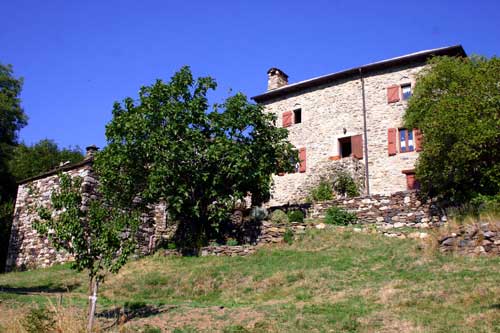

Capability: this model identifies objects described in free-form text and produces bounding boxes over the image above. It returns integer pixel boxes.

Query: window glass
[401,84,412,100]
[400,129,407,152]
[293,109,302,124]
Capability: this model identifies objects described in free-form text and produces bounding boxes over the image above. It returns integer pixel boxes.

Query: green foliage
[22,307,55,333]
[287,210,304,223]
[270,209,289,224]
[332,170,359,197]
[34,173,139,283]
[405,56,500,204]
[0,201,13,272]
[283,229,294,245]
[324,206,357,225]
[9,139,84,181]
[309,180,333,202]
[0,63,27,203]
[94,66,297,248]
[226,238,238,246]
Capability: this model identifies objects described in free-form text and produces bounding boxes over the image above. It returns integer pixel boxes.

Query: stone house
[252,45,466,206]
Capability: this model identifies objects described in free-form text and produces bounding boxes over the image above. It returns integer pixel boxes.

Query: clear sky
[2,0,499,151]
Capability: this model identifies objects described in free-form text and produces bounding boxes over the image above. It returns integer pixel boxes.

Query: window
[338,135,363,159]
[387,83,412,103]
[399,128,414,153]
[401,84,412,100]
[402,170,420,190]
[293,108,302,124]
[339,137,352,158]
[388,128,422,155]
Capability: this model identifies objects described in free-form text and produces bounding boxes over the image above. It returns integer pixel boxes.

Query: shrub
[324,206,357,225]
[309,180,333,202]
[249,206,268,222]
[22,307,55,333]
[226,238,238,246]
[332,171,359,197]
[283,229,294,245]
[270,209,289,224]
[287,210,304,223]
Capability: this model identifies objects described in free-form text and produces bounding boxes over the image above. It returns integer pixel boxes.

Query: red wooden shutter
[388,128,397,156]
[351,135,363,159]
[299,148,306,173]
[387,85,400,103]
[414,128,423,152]
[282,111,293,128]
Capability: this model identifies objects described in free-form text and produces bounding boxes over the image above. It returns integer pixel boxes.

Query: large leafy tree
[0,63,27,272]
[9,139,84,181]
[0,63,27,201]
[405,56,500,204]
[95,66,296,248]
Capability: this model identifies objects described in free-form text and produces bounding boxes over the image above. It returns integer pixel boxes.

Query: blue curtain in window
[400,129,406,152]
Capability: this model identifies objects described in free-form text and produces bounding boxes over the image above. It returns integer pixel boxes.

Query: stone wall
[268,156,365,206]
[262,63,427,206]
[439,222,500,255]
[6,163,94,270]
[5,162,164,271]
[309,191,444,228]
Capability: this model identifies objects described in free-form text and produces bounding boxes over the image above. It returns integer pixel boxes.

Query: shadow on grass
[0,283,80,295]
[97,302,177,322]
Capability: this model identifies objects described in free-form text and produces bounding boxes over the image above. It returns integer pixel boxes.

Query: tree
[34,173,139,332]
[404,56,500,204]
[9,139,84,181]
[0,63,27,272]
[0,63,27,201]
[94,66,296,249]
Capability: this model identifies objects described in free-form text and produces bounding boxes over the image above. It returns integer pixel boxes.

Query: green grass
[1,228,500,332]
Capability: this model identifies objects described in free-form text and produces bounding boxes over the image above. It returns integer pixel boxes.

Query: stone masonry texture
[261,63,426,206]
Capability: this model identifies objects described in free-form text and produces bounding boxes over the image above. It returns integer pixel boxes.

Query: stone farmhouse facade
[5,45,465,271]
[252,45,466,206]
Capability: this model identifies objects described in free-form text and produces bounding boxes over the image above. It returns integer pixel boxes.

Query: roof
[17,158,93,185]
[252,45,466,103]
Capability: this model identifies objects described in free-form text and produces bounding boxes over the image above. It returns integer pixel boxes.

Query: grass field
[1,226,499,332]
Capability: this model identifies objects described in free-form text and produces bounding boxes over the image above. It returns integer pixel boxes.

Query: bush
[249,206,268,222]
[309,180,333,202]
[332,171,359,197]
[270,209,289,224]
[22,307,55,333]
[287,210,304,223]
[324,206,357,225]
[226,238,238,246]
[283,229,294,245]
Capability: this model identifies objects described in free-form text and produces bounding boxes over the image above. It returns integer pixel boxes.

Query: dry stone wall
[310,190,444,228]
[439,222,500,255]
[262,63,426,206]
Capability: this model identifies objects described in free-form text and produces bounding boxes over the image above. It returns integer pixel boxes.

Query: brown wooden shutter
[388,128,397,156]
[351,135,363,159]
[282,111,293,127]
[387,85,400,103]
[299,148,306,173]
[414,128,423,152]
[405,173,420,190]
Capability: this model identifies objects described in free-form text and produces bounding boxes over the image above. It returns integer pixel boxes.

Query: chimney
[267,68,288,90]
[85,145,99,159]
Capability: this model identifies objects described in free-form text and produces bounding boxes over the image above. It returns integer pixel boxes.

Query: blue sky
[2,0,499,151]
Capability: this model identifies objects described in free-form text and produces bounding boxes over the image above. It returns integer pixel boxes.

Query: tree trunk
[87,277,99,332]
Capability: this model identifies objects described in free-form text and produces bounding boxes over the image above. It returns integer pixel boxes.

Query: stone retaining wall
[439,222,500,255]
[309,190,445,228]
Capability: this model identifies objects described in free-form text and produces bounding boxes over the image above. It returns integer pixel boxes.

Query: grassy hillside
[1,227,500,332]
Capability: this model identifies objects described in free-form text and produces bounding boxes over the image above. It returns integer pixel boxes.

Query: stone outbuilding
[252,45,466,206]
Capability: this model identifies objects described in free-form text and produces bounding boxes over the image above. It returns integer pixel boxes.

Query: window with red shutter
[388,128,397,156]
[299,148,306,173]
[282,111,293,128]
[414,128,423,151]
[351,135,363,159]
[387,85,400,103]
